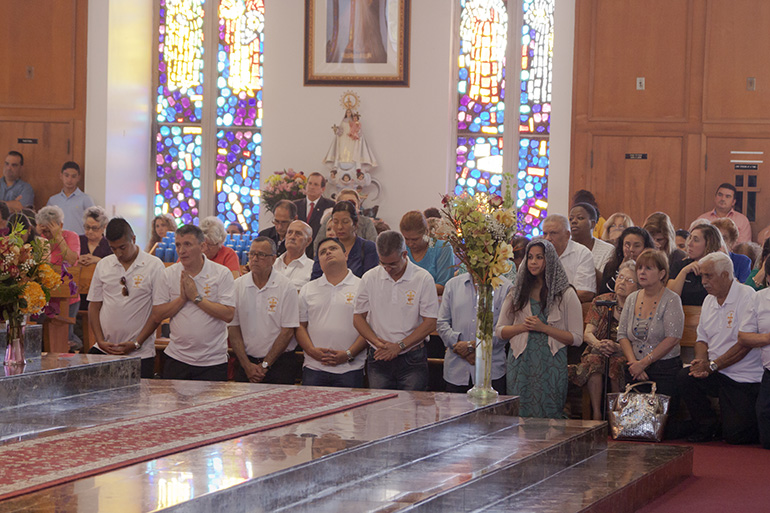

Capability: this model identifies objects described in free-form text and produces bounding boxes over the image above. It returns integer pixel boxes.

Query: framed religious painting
[304,0,410,86]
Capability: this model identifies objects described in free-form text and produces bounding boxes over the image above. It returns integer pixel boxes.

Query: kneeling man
[297,237,367,387]
[353,231,438,391]
[677,252,762,444]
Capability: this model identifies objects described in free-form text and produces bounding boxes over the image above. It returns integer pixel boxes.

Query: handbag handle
[622,381,657,399]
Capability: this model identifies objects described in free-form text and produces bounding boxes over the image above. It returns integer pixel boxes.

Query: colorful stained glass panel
[217,0,264,128]
[215,129,261,232]
[516,137,549,237]
[156,0,205,124]
[154,125,202,225]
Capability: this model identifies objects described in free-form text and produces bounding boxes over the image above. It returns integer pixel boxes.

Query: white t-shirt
[559,239,597,293]
[739,287,770,372]
[154,257,236,367]
[273,253,313,292]
[698,282,762,383]
[299,270,365,373]
[230,270,299,358]
[591,238,615,272]
[87,249,165,360]
[354,261,439,354]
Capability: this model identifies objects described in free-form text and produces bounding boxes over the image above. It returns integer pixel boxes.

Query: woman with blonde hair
[643,212,686,270]
[600,212,634,244]
[667,223,724,306]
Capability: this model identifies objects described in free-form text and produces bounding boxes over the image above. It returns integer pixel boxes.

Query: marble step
[0,353,141,409]
[157,412,607,513]
[0,324,42,360]
[411,442,693,513]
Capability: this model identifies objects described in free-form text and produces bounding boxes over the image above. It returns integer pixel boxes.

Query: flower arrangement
[0,223,62,324]
[437,191,518,403]
[261,169,307,213]
[438,192,517,289]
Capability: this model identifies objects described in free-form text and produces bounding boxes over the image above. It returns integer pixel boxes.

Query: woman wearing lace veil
[495,239,584,418]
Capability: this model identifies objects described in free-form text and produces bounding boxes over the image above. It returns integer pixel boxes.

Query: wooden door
[0,120,74,211]
[705,137,770,240]
[586,135,684,228]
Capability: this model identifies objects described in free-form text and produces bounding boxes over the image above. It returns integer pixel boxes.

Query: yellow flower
[20,282,46,315]
[37,264,62,290]
[492,209,516,228]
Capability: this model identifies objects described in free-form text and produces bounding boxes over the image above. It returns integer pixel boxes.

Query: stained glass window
[516,0,553,237]
[215,0,264,230]
[455,0,508,197]
[454,0,554,237]
[153,0,264,230]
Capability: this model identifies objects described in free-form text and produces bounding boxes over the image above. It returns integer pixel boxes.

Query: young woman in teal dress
[495,239,584,418]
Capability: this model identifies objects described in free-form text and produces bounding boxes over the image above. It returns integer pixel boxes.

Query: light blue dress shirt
[46,188,95,235]
[0,178,34,208]
[407,240,454,287]
[437,273,512,386]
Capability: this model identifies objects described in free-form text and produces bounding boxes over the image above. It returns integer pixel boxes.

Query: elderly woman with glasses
[78,206,112,266]
[199,216,241,278]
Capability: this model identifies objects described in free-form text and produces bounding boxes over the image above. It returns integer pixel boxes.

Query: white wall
[86,1,574,242]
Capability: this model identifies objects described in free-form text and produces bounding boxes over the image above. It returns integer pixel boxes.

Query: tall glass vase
[4,317,26,367]
[467,281,497,404]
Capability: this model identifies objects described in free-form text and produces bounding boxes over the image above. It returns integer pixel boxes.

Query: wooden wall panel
[704,0,770,122]
[0,0,77,109]
[589,0,690,121]
[590,136,684,226]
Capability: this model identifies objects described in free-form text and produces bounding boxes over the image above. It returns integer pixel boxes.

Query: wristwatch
[708,360,719,373]
[261,361,270,370]
[193,294,203,305]
[398,341,406,351]
[346,349,355,362]
[133,341,141,350]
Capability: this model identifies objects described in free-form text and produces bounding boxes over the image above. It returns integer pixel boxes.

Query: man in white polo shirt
[677,252,762,444]
[153,224,235,381]
[297,237,367,388]
[542,214,596,302]
[353,231,438,391]
[87,218,165,378]
[229,236,300,384]
[273,220,314,292]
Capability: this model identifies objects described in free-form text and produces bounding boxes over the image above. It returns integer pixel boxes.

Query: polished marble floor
[0,380,518,513]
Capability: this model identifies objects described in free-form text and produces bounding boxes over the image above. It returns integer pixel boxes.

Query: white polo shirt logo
[405,290,416,305]
[267,296,279,312]
[344,292,355,304]
[203,282,212,298]
[133,274,144,287]
[726,310,735,328]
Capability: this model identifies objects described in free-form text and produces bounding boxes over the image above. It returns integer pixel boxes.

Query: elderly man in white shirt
[297,237,368,388]
[153,224,236,381]
[677,252,762,444]
[87,218,166,378]
[542,214,596,302]
[229,236,300,384]
[273,220,314,292]
[437,273,512,395]
[354,231,439,391]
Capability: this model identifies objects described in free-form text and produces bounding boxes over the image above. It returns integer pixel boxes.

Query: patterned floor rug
[0,387,396,501]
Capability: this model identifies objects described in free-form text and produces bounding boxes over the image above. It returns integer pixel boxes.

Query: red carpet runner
[0,387,396,501]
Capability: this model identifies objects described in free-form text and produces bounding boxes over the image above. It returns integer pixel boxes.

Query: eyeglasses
[617,276,637,284]
[120,277,129,297]
[249,251,275,259]
[84,224,102,232]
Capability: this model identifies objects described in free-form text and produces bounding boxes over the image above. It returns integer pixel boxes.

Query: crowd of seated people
[8,150,770,447]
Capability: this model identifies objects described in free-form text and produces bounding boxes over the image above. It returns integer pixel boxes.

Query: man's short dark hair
[177,224,205,243]
[308,172,327,188]
[105,218,134,242]
[317,237,346,254]
[61,161,81,174]
[7,151,23,166]
[252,236,277,255]
[376,230,407,257]
[423,207,441,219]
[716,183,737,196]
[0,201,9,222]
[275,199,297,218]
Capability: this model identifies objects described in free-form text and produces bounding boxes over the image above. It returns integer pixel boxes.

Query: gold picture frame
[304,0,410,86]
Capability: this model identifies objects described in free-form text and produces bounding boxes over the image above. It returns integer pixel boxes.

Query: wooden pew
[680,305,702,348]
[45,265,81,353]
